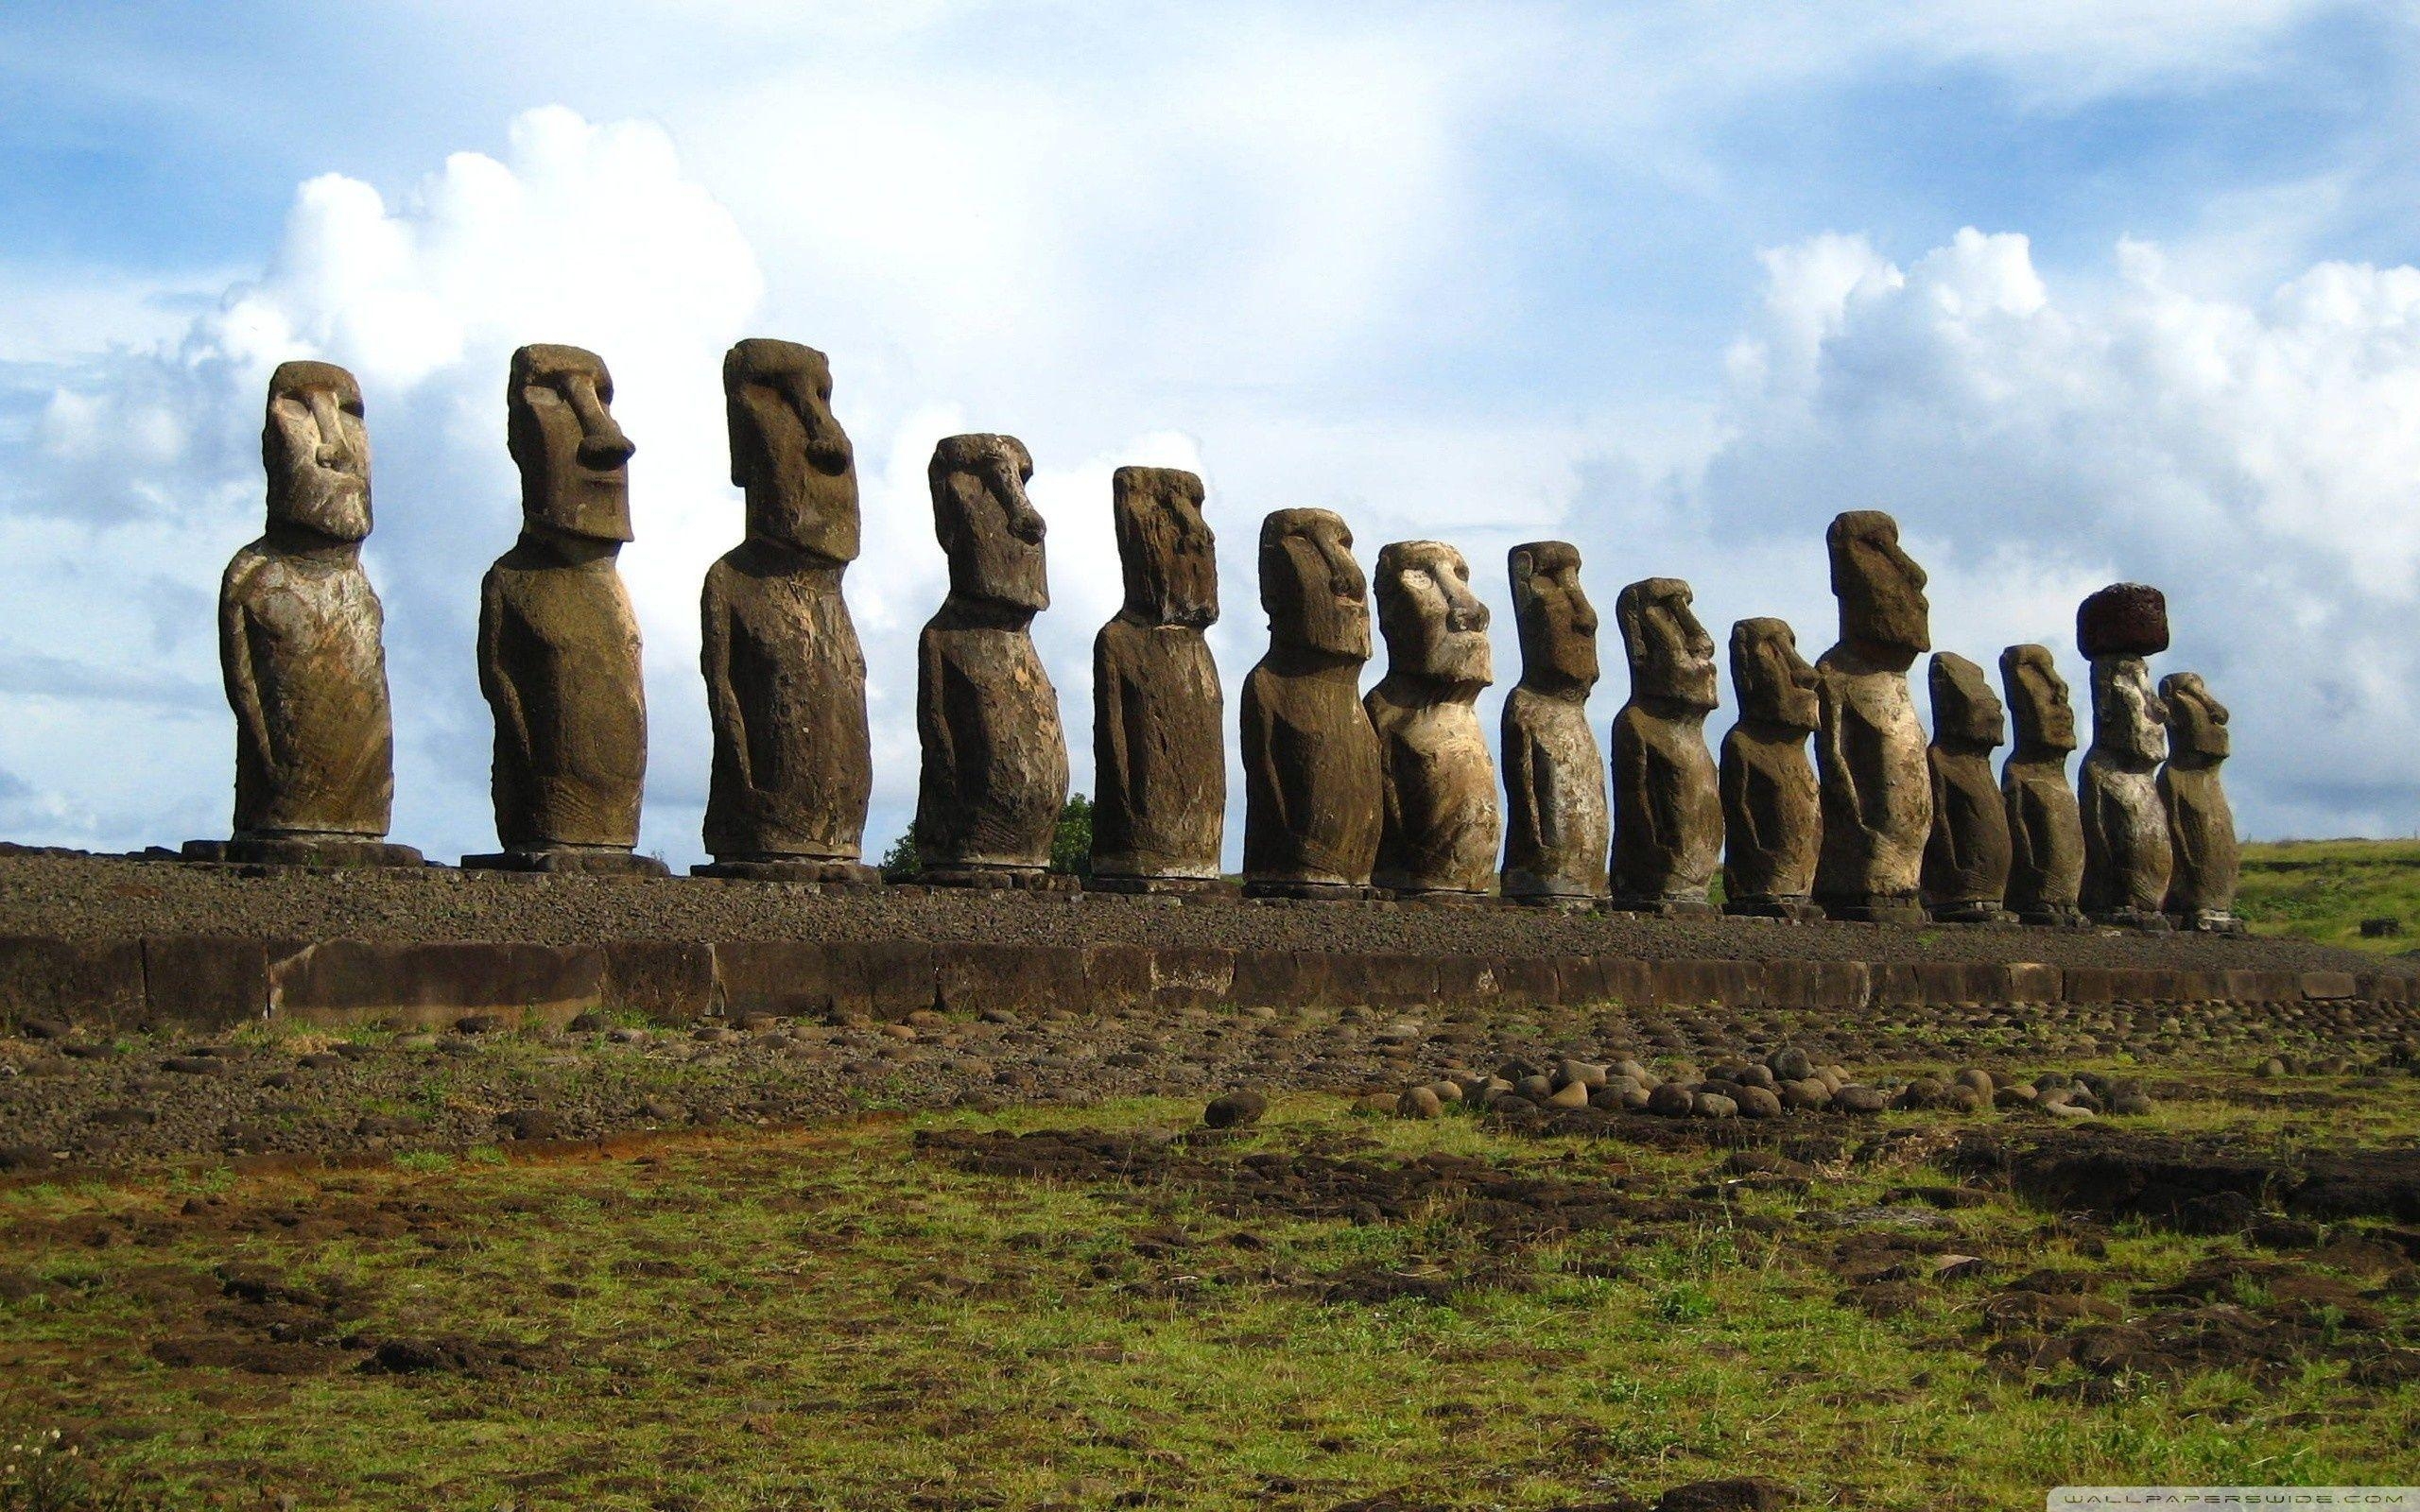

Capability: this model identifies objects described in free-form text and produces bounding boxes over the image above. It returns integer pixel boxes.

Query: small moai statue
[1240,508,1382,899]
[1812,509,1932,922]
[1999,644,2086,926]
[187,360,421,868]
[1719,618,1821,919]
[2160,671,2243,933]
[1921,652,2013,923]
[468,344,664,874]
[1366,541,1500,899]
[1498,541,1609,905]
[1608,577,1722,916]
[1090,466,1228,893]
[913,434,1070,886]
[696,339,874,884]
[2077,583,2172,929]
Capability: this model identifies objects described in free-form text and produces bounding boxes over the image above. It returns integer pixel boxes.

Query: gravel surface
[0,852,2394,973]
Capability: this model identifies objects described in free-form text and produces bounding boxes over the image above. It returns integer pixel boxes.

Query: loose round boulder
[1648,1082,1697,1118]
[1734,1085,1784,1119]
[1767,1046,1815,1083]
[1204,1091,1269,1128]
[1398,1085,1444,1119]
[1547,1078,1593,1109]
[1834,1085,1891,1115]
[1692,1091,1738,1119]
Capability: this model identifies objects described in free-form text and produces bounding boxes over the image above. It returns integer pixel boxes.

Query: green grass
[2238,837,2420,954]
[2,1078,2414,1510]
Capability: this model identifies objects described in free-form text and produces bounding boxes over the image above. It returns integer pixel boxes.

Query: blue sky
[4,2,2418,866]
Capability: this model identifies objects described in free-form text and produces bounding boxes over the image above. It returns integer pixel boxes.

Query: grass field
[3,1074,2415,1510]
[2239,837,2420,955]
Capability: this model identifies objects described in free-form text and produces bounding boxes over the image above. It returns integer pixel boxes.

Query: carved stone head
[1113,466,1217,627]
[2160,672,2230,765]
[2091,656,2169,765]
[1509,541,1598,694]
[1928,652,2005,754]
[2000,644,2077,756]
[1730,618,1819,733]
[725,338,857,563]
[1260,508,1369,662]
[929,434,1046,613]
[1826,509,1929,655]
[264,360,371,543]
[509,344,634,543]
[1375,540,1492,687]
[1616,577,1717,712]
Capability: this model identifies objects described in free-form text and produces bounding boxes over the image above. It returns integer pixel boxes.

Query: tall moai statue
[2160,672,2243,933]
[696,339,873,884]
[469,344,664,875]
[1922,652,2013,923]
[1813,510,1932,922]
[2077,583,2172,929]
[1999,644,2086,926]
[1091,467,1227,893]
[913,434,1070,886]
[1366,541,1499,899]
[1240,508,1382,899]
[188,360,421,868]
[1719,618,1821,919]
[1608,577,1722,916]
[1499,541,1608,905]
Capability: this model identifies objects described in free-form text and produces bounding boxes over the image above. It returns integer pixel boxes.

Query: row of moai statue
[191,346,2240,931]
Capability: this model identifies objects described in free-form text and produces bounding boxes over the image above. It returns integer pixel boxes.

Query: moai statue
[1366,541,1499,899]
[696,339,874,884]
[468,344,664,874]
[1999,644,2086,927]
[2160,672,2242,933]
[1091,467,1227,893]
[187,360,421,868]
[1499,541,1608,905]
[913,434,1070,886]
[1719,618,1821,919]
[1240,508,1382,898]
[1813,510,1932,922]
[1608,577,1722,916]
[1922,652,2013,923]
[2077,583,2172,929]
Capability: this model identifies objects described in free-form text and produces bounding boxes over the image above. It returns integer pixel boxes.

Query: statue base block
[1723,898,1825,922]
[920,866,1081,892]
[1388,888,1495,908]
[2091,907,2173,933]
[1085,875,1239,898]
[1507,890,1604,913]
[1816,895,1929,925]
[1927,902,2017,928]
[1607,895,1720,919]
[182,837,426,869]
[461,849,670,877]
[692,859,880,886]
[2015,907,2092,930]
[2174,911,2247,936]
[1243,880,1374,902]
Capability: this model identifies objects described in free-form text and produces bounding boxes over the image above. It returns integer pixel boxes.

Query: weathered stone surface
[144,936,270,1032]
[2160,671,2242,932]
[2079,592,2171,927]
[1999,644,2086,926]
[1610,577,1721,915]
[267,940,605,1026]
[209,361,416,866]
[0,936,146,1031]
[1242,509,1381,897]
[1814,510,1932,922]
[1922,651,2012,922]
[699,339,872,872]
[473,345,661,873]
[1365,540,1497,897]
[1720,616,1821,917]
[1499,541,1608,902]
[914,435,1069,880]
[1092,467,1224,885]
[2077,581,2169,659]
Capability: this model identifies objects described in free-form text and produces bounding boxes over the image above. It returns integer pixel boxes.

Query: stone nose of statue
[567,381,634,468]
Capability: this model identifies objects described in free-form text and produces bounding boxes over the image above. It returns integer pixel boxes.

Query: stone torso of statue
[1498,541,1607,902]
[1609,576,1721,913]
[1366,540,1499,896]
[1718,617,1820,914]
[2076,583,2172,925]
[1240,508,1382,896]
[475,343,658,869]
[700,340,872,872]
[2158,671,2240,930]
[207,361,407,864]
[1998,643,2084,923]
[1093,467,1224,885]
[1812,510,1933,921]
[913,434,1069,877]
[1920,651,2012,921]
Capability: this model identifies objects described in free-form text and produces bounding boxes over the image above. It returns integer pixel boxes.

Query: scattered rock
[1205,1091,1269,1128]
